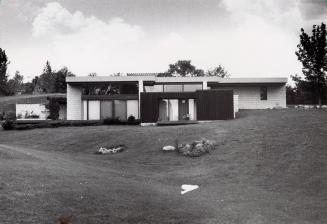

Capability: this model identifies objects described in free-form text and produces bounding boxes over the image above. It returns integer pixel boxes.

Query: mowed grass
[0,109,327,224]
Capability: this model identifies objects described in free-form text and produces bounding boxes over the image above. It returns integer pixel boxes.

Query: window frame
[260,86,268,100]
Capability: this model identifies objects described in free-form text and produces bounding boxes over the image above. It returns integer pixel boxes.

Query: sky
[0,0,327,81]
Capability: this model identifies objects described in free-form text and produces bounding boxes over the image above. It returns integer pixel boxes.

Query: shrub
[103,117,122,125]
[4,111,16,120]
[46,98,60,120]
[127,115,135,123]
[1,120,15,130]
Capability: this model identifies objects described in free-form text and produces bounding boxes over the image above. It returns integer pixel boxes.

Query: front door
[178,99,189,120]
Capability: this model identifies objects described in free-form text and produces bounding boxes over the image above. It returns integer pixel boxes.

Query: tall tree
[0,48,9,95]
[295,23,327,107]
[35,61,56,93]
[206,65,230,78]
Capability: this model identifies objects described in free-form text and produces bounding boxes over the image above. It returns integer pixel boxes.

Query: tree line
[0,49,75,96]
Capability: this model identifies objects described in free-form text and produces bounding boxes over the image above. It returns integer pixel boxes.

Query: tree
[7,71,24,95]
[295,23,327,107]
[35,61,56,93]
[206,65,230,78]
[0,48,9,95]
[166,60,204,77]
[54,67,75,93]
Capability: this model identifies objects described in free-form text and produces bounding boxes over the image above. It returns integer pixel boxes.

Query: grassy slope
[0,109,327,223]
[0,94,66,113]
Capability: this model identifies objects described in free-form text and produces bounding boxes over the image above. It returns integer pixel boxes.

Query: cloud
[30,2,145,75]
[298,0,327,20]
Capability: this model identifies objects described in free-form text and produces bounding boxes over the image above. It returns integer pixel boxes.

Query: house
[66,75,287,123]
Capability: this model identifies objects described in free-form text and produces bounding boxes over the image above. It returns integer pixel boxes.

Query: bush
[1,120,15,130]
[103,117,122,125]
[127,115,135,123]
[4,111,16,121]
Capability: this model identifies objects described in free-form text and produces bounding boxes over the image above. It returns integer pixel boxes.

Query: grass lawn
[0,109,327,223]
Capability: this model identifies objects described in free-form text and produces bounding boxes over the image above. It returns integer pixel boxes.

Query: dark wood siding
[196,90,234,120]
[140,92,196,123]
[140,90,234,122]
[140,93,158,123]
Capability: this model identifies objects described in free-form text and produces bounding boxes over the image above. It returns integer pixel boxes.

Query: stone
[162,145,175,151]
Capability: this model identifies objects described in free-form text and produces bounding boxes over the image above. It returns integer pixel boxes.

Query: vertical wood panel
[196,90,234,120]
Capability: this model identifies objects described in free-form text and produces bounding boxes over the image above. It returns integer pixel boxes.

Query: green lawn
[0,109,327,224]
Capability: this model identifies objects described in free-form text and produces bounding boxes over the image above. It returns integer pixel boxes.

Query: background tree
[7,71,24,95]
[34,61,56,93]
[295,23,327,106]
[166,60,204,77]
[0,48,9,95]
[206,65,230,78]
[54,67,75,93]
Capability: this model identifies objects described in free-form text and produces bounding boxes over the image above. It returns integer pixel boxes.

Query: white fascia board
[66,76,288,84]
[66,76,155,83]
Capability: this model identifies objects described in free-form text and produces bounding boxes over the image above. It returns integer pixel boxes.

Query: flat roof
[66,76,287,84]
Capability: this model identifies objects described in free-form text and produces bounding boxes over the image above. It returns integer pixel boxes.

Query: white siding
[215,85,286,109]
[67,84,82,120]
[82,100,87,120]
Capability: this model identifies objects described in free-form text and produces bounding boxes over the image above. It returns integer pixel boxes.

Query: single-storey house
[66,74,287,123]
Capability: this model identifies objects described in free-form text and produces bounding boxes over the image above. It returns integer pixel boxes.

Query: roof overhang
[66,76,288,85]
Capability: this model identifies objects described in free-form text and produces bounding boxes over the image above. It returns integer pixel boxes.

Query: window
[260,86,267,100]
[114,100,127,120]
[183,84,202,92]
[82,83,138,95]
[164,84,183,92]
[144,85,163,92]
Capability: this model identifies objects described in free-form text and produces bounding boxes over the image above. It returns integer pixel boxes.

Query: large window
[82,83,138,95]
[144,83,203,92]
[82,100,139,120]
[260,86,267,100]
[144,85,163,92]
[164,84,183,92]
[183,84,202,92]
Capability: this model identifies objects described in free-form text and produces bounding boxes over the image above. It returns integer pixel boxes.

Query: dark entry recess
[195,90,234,120]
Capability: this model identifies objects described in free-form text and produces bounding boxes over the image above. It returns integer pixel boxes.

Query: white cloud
[30,2,145,75]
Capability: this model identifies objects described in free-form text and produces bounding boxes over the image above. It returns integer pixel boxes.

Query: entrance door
[179,99,189,120]
[158,100,168,121]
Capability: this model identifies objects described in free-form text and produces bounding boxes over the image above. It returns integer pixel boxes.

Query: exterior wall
[16,104,48,120]
[67,84,82,120]
[214,85,286,109]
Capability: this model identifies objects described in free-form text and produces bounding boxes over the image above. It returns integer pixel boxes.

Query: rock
[96,145,126,154]
[181,184,199,195]
[162,145,175,151]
